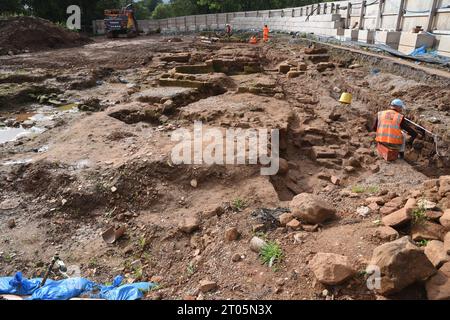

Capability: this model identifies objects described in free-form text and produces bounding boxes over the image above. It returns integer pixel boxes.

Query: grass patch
[88,257,99,268]
[232,198,247,211]
[351,185,365,193]
[186,263,196,276]
[260,241,283,271]
[133,267,143,279]
[412,205,427,225]
[2,253,13,263]
[366,185,379,194]
[138,236,147,249]
[351,185,379,194]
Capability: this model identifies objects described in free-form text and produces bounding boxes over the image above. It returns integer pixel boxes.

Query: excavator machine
[104,3,138,39]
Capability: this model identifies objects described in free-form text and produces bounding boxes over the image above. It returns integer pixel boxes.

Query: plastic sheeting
[289,34,450,67]
[0,272,156,300]
[0,272,52,296]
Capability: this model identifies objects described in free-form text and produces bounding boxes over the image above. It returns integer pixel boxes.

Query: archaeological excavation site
[0,0,450,303]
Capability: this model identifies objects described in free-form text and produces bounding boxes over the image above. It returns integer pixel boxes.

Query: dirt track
[0,34,449,300]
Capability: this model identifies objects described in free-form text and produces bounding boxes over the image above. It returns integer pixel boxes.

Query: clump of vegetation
[416,239,429,247]
[352,185,365,193]
[88,257,99,268]
[1,252,14,263]
[260,241,283,271]
[351,185,379,194]
[253,231,267,240]
[366,185,379,194]
[232,198,247,211]
[412,205,427,225]
[186,263,196,276]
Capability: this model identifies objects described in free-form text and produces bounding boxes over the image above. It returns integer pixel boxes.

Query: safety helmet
[390,99,406,110]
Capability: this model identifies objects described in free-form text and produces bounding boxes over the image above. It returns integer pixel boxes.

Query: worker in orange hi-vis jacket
[249,35,258,44]
[263,24,269,42]
[373,99,425,159]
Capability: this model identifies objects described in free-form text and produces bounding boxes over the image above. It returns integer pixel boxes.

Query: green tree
[152,3,173,19]
[145,0,162,13]
[171,0,198,16]
[0,0,23,15]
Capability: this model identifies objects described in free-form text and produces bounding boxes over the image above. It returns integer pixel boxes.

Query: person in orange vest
[263,24,269,42]
[249,35,258,44]
[373,99,424,159]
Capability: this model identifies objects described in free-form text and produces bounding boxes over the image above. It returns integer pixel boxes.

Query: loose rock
[199,280,217,293]
[7,219,16,229]
[289,193,336,224]
[179,216,200,234]
[425,262,450,300]
[382,198,416,227]
[286,219,302,230]
[411,221,446,241]
[309,252,356,285]
[439,209,450,230]
[250,236,267,253]
[424,240,450,268]
[357,206,370,217]
[367,236,436,295]
[374,226,399,241]
[444,232,450,255]
[279,212,294,226]
[231,253,242,262]
[225,227,240,241]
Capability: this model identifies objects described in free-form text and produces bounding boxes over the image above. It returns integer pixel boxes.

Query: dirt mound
[0,16,92,55]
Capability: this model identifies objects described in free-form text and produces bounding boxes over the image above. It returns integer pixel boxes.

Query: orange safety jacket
[375,109,404,145]
[249,37,257,44]
[263,27,269,39]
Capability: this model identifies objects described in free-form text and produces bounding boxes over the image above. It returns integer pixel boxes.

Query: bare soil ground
[0,34,449,300]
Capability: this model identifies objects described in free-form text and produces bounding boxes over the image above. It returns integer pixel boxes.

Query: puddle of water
[0,127,28,144]
[0,104,78,144]
[0,126,46,144]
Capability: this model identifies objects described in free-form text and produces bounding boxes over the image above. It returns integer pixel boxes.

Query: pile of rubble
[0,16,91,55]
[295,176,450,299]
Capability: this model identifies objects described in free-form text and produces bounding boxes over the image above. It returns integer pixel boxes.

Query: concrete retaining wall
[92,0,450,55]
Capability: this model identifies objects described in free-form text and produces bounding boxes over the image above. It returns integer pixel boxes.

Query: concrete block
[437,35,450,57]
[344,29,359,41]
[397,45,416,55]
[399,32,435,49]
[375,31,401,50]
[437,51,450,58]
[358,30,375,44]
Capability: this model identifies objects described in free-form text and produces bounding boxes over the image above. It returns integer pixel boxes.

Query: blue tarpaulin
[0,272,156,300]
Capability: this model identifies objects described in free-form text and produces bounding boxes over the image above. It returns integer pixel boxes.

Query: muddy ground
[0,34,449,300]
